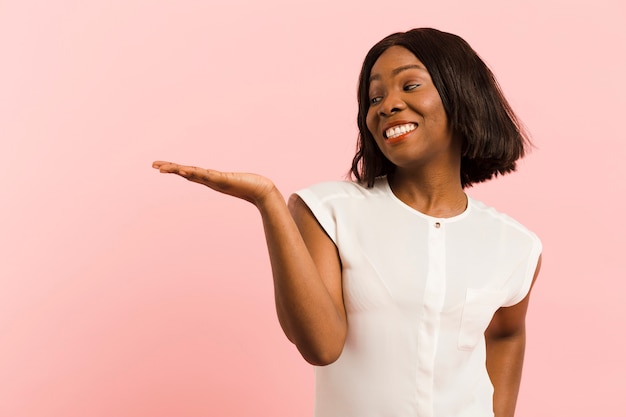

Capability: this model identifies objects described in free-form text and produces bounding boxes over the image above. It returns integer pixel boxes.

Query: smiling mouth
[384,123,417,140]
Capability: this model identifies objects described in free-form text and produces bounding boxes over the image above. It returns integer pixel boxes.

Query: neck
[388,168,467,218]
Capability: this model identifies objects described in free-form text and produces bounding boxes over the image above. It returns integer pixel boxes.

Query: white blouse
[295,177,542,417]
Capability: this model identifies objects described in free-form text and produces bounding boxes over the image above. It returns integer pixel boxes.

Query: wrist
[255,184,284,212]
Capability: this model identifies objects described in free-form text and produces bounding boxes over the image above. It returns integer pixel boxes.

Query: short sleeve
[293,183,344,244]
[502,234,543,307]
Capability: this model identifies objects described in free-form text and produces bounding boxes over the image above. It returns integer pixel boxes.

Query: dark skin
[151,163,346,365]
[365,46,541,415]
[486,255,541,417]
[153,45,541,416]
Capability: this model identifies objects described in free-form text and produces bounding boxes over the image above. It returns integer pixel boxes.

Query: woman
[153,28,542,417]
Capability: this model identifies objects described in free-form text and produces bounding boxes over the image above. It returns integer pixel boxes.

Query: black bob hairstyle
[351,28,531,188]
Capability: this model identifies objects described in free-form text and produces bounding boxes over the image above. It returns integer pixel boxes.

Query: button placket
[415,219,446,416]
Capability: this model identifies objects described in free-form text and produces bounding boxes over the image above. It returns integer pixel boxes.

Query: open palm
[152,161,277,206]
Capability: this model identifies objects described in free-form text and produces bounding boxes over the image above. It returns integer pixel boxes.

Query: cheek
[365,109,377,136]
[365,111,386,152]
[423,97,449,127]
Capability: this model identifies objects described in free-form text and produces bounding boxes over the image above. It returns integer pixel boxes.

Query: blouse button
[434,222,441,228]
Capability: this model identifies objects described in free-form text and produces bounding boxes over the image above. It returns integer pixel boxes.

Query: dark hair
[351,28,531,188]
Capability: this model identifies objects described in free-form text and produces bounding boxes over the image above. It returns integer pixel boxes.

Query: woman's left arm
[485,255,542,417]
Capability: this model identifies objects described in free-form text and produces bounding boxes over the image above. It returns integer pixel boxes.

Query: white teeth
[385,123,417,139]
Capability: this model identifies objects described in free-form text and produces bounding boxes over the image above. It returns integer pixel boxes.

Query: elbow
[301,348,342,366]
[297,340,345,366]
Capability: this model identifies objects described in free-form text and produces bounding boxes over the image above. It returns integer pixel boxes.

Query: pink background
[1,0,624,415]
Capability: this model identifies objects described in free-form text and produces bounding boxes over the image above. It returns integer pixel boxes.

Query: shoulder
[467,197,542,250]
[294,177,387,205]
[290,178,389,243]
[466,197,543,306]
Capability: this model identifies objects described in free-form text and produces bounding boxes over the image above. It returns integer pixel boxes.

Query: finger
[175,165,200,177]
[152,162,230,190]
[179,166,221,183]
[152,161,180,173]
[152,160,174,169]
[154,162,186,174]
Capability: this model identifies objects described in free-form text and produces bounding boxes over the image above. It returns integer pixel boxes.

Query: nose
[377,91,406,117]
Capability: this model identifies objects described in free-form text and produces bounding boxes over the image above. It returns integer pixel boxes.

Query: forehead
[369,45,428,81]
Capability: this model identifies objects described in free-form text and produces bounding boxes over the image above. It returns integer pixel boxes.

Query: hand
[152,160,278,206]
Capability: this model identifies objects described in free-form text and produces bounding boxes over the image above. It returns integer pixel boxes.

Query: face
[366,46,459,172]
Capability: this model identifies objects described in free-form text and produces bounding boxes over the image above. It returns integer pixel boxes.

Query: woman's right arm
[152,161,346,365]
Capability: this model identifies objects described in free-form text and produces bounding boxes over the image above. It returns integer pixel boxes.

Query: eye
[370,96,382,105]
[404,83,420,91]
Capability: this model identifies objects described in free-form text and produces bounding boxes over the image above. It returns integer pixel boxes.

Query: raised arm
[485,255,542,417]
[152,161,346,365]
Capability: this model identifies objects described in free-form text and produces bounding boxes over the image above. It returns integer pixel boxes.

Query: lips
[384,122,418,140]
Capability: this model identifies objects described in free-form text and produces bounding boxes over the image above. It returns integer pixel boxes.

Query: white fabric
[295,177,542,417]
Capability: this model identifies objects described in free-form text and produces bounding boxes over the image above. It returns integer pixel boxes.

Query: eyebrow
[369,64,426,83]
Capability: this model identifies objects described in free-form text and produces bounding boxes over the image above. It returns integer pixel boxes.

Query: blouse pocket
[458,289,507,351]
